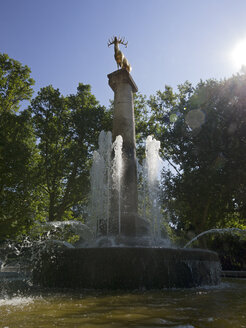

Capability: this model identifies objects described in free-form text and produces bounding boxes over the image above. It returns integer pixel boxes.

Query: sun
[231,38,246,69]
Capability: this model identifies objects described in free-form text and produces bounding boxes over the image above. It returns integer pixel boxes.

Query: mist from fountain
[88,131,112,237]
[86,131,169,247]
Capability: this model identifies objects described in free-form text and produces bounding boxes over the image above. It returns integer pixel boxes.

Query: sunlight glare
[231,38,246,69]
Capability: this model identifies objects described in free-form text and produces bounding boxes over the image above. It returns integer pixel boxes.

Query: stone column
[107,68,138,236]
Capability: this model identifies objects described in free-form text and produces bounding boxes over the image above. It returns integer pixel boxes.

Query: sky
[1,0,246,108]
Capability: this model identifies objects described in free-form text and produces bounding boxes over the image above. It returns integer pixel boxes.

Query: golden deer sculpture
[108,36,131,72]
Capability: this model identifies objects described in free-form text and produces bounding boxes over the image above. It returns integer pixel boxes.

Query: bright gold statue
[108,36,131,72]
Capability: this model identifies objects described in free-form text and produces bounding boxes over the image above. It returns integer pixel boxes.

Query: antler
[107,36,116,47]
[107,36,128,47]
[118,36,128,47]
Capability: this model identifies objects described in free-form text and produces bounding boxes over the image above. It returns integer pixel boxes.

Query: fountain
[32,37,221,289]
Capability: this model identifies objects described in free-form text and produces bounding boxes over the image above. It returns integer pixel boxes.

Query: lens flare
[231,38,246,69]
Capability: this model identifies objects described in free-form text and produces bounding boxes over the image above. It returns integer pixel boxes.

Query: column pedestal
[108,69,138,236]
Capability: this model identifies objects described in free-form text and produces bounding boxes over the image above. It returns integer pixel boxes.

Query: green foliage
[0,53,113,239]
[148,74,246,236]
[206,233,246,270]
[31,83,111,222]
[0,53,36,239]
[133,93,151,161]
[0,110,39,239]
[0,53,34,113]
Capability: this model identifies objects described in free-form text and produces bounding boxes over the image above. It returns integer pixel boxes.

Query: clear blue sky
[1,0,246,107]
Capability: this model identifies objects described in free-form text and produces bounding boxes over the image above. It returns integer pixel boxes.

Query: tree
[0,53,34,113]
[0,53,36,239]
[0,110,38,239]
[31,83,111,222]
[148,74,246,237]
[133,93,153,161]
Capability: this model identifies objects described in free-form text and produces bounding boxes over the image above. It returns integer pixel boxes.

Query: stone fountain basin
[33,247,221,289]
